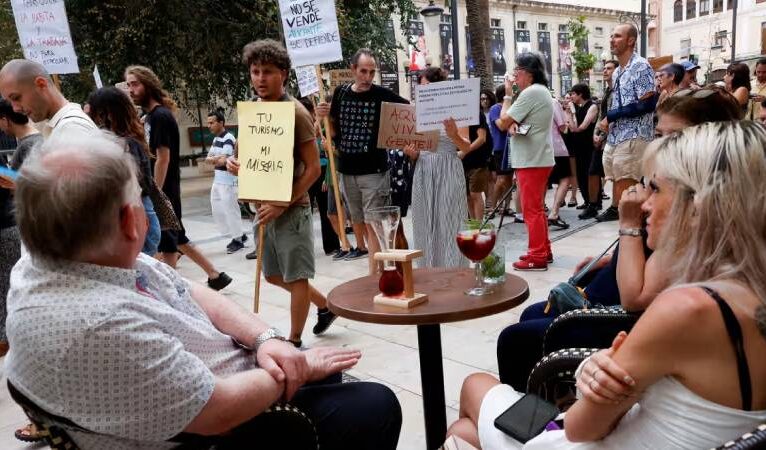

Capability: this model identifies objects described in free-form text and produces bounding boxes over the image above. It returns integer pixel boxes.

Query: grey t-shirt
[11,133,43,170]
[506,83,555,169]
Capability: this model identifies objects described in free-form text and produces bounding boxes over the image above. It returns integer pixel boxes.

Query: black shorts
[158,225,190,254]
[548,156,572,184]
[492,152,512,176]
[589,148,605,177]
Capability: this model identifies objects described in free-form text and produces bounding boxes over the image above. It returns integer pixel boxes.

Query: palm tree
[465,0,493,91]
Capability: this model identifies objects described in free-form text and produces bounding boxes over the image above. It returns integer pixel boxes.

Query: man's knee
[265,275,284,286]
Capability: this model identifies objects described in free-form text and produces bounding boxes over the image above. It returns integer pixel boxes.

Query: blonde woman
[451,121,766,449]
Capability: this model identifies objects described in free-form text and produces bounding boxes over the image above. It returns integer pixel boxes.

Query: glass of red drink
[369,206,405,297]
[456,221,496,296]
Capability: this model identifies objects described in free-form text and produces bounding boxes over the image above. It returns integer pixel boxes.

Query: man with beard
[125,65,232,290]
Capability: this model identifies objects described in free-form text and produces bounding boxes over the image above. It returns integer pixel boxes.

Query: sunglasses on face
[672,88,718,99]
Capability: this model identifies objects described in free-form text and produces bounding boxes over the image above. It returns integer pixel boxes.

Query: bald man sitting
[0,59,96,139]
[5,129,402,449]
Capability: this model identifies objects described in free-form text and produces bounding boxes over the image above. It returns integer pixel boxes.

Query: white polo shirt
[42,103,97,139]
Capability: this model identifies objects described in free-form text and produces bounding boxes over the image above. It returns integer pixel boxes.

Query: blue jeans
[141,195,161,256]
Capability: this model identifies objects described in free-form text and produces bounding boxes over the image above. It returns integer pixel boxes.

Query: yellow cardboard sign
[236,101,295,203]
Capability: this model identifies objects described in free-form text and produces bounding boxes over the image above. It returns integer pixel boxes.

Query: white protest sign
[93,65,103,88]
[279,0,343,67]
[295,65,319,97]
[11,0,79,74]
[415,78,481,132]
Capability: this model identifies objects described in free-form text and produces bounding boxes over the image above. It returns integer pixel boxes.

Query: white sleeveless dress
[478,377,766,449]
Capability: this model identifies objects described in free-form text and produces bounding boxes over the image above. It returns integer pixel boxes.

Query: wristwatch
[618,228,643,237]
[253,327,286,351]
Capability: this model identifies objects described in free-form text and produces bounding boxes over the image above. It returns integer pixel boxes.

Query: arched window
[687,0,697,18]
[674,0,684,22]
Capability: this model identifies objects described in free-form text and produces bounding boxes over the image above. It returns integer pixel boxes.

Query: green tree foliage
[567,15,597,81]
[3,0,415,110]
[0,0,22,63]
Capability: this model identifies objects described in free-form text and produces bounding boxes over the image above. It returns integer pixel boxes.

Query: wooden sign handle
[315,65,349,250]
[253,223,265,313]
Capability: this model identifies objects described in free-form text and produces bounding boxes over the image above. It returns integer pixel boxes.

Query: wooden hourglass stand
[373,249,428,308]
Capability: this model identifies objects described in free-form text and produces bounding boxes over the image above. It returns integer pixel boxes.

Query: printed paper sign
[278,0,343,67]
[415,78,480,132]
[237,101,295,203]
[11,0,79,74]
[377,102,438,150]
[93,65,103,88]
[329,69,354,90]
[295,65,319,97]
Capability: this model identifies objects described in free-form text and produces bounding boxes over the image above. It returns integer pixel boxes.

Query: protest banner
[295,65,320,97]
[278,0,343,67]
[329,69,354,90]
[237,101,295,312]
[415,78,480,132]
[11,0,79,74]
[377,102,438,150]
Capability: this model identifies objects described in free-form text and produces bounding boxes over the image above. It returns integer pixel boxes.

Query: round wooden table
[328,267,529,450]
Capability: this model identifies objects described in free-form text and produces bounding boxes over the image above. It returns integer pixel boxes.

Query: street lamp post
[420,0,462,80]
[731,0,738,62]
[640,0,647,57]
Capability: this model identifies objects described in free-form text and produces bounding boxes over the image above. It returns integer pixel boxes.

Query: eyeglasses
[672,88,718,99]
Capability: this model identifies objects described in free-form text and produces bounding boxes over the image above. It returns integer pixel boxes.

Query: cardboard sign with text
[329,69,354,90]
[415,78,480,132]
[295,65,319,97]
[278,0,343,67]
[377,102,438,150]
[237,101,295,203]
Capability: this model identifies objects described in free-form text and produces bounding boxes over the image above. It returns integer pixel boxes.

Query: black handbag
[545,238,619,315]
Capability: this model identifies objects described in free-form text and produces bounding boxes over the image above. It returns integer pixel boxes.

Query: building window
[558,24,568,32]
[713,0,723,12]
[594,26,603,36]
[538,23,548,31]
[441,14,451,24]
[762,22,766,54]
[727,0,733,9]
[674,0,683,22]
[686,0,697,18]
[700,0,709,14]
[714,30,728,49]
[517,21,527,30]
[491,18,501,27]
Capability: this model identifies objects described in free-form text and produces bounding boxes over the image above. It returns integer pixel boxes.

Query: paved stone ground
[0,169,618,449]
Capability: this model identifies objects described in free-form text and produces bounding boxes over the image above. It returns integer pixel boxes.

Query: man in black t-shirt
[316,49,408,274]
[125,65,232,291]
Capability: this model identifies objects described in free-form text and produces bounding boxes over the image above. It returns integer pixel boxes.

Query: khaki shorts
[262,206,315,283]
[465,167,490,194]
[340,173,391,224]
[602,139,648,182]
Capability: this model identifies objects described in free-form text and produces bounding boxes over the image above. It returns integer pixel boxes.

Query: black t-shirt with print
[462,112,493,171]
[329,84,408,175]
[144,105,182,215]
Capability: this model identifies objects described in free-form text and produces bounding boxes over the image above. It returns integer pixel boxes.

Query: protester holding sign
[230,39,336,347]
[403,67,469,269]
[315,48,408,273]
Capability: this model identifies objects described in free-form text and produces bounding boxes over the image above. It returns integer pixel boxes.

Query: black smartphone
[493,393,559,443]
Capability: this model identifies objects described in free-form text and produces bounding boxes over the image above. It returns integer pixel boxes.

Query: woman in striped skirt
[403,68,469,268]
